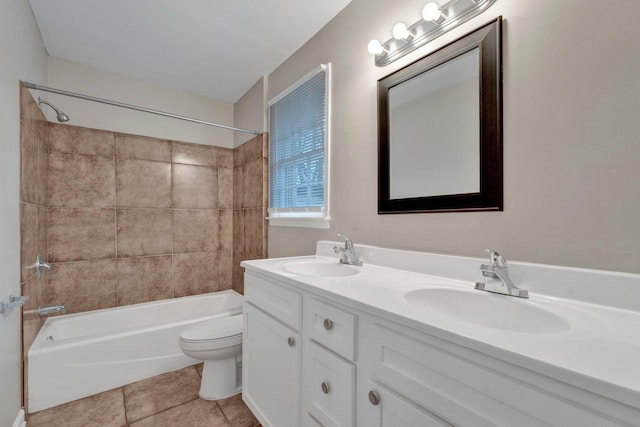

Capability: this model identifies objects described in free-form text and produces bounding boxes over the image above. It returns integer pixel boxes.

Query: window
[268,64,330,228]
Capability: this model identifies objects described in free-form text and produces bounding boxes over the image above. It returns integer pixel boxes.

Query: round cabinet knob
[287,337,295,347]
[368,390,380,406]
[321,382,330,394]
[323,318,333,330]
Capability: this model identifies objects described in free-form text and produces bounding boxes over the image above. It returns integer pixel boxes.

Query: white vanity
[241,241,640,427]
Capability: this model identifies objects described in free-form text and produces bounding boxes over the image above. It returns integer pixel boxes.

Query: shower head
[37,97,69,122]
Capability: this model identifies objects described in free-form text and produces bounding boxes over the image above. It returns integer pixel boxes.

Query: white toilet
[179,314,243,400]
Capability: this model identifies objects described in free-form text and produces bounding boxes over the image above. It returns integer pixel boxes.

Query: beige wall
[234,77,266,147]
[255,0,640,274]
[47,57,235,148]
[0,0,48,422]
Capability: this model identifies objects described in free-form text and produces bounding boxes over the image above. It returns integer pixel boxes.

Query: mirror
[378,18,502,214]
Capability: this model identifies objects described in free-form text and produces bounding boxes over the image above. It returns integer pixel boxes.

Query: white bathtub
[28,290,243,413]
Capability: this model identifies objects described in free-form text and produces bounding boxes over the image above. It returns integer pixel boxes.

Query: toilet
[179,314,243,400]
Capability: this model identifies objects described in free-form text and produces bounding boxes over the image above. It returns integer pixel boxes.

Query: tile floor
[27,365,261,427]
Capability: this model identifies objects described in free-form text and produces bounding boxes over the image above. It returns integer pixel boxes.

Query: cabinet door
[302,340,355,427]
[358,381,452,427]
[243,303,301,427]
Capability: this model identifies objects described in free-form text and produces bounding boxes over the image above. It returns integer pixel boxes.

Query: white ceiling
[28,0,351,103]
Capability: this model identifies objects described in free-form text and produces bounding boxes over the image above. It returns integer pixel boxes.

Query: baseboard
[12,409,26,427]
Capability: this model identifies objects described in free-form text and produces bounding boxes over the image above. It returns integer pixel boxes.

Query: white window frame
[267,63,331,229]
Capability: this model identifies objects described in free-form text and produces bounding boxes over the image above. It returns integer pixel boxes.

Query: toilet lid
[180,314,243,342]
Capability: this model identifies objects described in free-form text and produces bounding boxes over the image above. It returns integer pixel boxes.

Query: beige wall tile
[117,209,172,257]
[232,210,244,254]
[116,256,172,306]
[36,121,48,206]
[218,210,233,251]
[218,167,233,210]
[244,135,262,162]
[48,152,115,207]
[36,204,47,259]
[123,366,200,423]
[244,208,265,257]
[172,164,217,208]
[173,252,219,297]
[47,259,117,314]
[173,209,218,253]
[218,250,233,291]
[21,123,39,204]
[116,158,172,208]
[115,133,171,162]
[232,252,245,294]
[233,166,244,209]
[218,147,233,168]
[27,388,125,427]
[48,123,115,157]
[48,208,115,262]
[20,202,38,282]
[172,141,217,167]
[243,158,263,209]
[130,398,230,427]
[233,144,244,167]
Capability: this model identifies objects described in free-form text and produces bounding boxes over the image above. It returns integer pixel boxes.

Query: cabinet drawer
[361,319,626,427]
[361,381,452,427]
[304,296,356,360]
[244,273,302,330]
[303,341,355,427]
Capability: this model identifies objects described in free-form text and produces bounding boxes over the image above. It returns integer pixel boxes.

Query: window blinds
[269,65,328,217]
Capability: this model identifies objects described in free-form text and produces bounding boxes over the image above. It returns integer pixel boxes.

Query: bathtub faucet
[39,304,66,317]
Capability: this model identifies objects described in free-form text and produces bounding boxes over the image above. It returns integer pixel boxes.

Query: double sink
[279,257,571,335]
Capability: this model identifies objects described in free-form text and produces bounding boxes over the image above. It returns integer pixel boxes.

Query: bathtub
[28,290,243,413]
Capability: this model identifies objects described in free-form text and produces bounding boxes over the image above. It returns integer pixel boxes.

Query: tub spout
[39,304,66,316]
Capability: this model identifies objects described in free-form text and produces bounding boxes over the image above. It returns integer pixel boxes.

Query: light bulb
[422,2,444,23]
[367,39,384,55]
[392,22,411,40]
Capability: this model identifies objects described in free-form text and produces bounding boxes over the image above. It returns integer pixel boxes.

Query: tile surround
[20,86,268,420]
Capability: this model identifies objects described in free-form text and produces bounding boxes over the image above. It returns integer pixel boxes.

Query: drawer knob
[368,390,380,406]
[287,337,295,347]
[321,382,330,394]
[323,318,334,330]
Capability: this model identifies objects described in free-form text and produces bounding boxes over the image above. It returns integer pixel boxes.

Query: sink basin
[281,260,360,277]
[403,287,571,334]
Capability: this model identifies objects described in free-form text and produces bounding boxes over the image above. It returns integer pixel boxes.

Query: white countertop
[241,242,640,410]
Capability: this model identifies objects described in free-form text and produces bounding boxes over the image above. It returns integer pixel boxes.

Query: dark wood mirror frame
[378,17,503,214]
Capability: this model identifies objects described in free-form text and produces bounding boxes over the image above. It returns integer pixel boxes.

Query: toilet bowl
[179,314,243,400]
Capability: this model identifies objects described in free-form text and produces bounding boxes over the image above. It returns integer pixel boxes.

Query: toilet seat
[179,314,243,351]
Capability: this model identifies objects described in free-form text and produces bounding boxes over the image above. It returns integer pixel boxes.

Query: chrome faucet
[333,234,363,266]
[35,254,51,279]
[474,249,528,298]
[38,304,66,316]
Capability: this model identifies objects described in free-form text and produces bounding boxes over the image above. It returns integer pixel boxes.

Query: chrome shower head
[37,97,69,122]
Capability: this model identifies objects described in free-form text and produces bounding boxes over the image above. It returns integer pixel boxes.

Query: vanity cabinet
[243,274,302,427]
[243,269,639,427]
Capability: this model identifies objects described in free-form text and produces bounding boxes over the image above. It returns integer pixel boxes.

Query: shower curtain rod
[23,81,261,136]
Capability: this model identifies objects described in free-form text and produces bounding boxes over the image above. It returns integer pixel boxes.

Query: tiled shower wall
[20,86,268,344]
[19,84,49,357]
[45,124,236,316]
[232,134,269,293]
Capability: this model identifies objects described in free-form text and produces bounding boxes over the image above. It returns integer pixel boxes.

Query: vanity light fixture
[392,23,413,41]
[368,0,497,66]
[422,2,446,25]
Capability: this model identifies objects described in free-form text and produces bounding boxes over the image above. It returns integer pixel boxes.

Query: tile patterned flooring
[27,365,261,427]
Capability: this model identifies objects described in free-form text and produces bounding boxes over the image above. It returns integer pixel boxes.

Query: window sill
[267,216,330,229]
